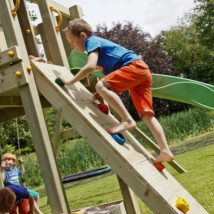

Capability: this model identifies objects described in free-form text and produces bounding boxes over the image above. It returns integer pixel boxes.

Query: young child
[0,184,34,214]
[58,18,174,164]
[0,153,43,214]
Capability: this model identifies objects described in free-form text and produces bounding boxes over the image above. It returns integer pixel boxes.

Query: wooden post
[36,0,69,67]
[117,176,141,214]
[17,0,39,56]
[18,65,70,214]
[53,110,63,156]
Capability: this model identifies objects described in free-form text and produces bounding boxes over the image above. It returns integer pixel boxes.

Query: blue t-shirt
[85,35,140,75]
[8,185,30,204]
[4,166,22,186]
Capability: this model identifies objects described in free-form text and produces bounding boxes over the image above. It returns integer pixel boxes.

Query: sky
[50,0,195,37]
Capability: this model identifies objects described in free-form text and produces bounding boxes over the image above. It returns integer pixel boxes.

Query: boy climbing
[58,18,174,164]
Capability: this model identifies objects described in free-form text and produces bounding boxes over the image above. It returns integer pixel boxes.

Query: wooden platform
[31,61,208,214]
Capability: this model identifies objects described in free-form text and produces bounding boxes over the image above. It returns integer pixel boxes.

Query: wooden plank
[132,128,186,173]
[69,5,84,20]
[0,25,7,51]
[17,0,39,56]
[0,96,22,107]
[36,0,69,68]
[0,46,22,68]
[117,176,141,214]
[37,23,53,62]
[0,107,25,123]
[0,97,50,123]
[0,62,28,94]
[32,62,208,213]
[52,110,63,155]
[32,62,174,213]
[0,0,31,67]
[18,63,70,214]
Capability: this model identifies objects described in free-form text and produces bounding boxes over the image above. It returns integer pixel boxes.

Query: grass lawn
[37,132,214,213]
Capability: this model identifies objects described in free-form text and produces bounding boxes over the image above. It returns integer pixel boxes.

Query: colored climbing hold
[154,162,165,171]
[111,133,125,145]
[176,197,190,213]
[55,78,65,86]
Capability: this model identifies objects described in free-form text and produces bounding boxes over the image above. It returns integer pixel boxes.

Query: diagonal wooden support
[117,176,141,214]
[18,63,70,214]
[132,128,186,173]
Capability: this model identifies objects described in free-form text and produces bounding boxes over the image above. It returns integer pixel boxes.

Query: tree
[162,4,214,84]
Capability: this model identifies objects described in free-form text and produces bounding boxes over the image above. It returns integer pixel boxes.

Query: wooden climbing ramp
[32,61,208,214]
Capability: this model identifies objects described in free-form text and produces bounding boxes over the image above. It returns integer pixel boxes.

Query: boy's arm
[28,194,35,214]
[58,50,99,85]
[18,158,25,175]
[0,162,6,182]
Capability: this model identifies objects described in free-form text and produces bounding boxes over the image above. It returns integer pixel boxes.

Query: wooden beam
[132,128,186,173]
[0,62,28,94]
[36,0,69,68]
[37,23,53,62]
[60,128,79,139]
[17,0,39,56]
[0,96,23,107]
[0,26,7,51]
[0,46,22,68]
[69,5,84,20]
[0,97,50,123]
[19,63,70,214]
[0,0,31,68]
[52,110,63,156]
[117,176,141,214]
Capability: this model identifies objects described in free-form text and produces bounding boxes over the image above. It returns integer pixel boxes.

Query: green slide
[152,74,214,110]
[68,50,214,110]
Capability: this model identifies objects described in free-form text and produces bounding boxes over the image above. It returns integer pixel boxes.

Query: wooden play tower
[0,0,209,213]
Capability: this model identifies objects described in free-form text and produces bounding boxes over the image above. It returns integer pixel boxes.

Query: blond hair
[63,18,93,37]
[2,153,16,162]
[0,188,16,212]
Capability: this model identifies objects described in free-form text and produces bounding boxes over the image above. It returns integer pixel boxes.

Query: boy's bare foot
[107,120,136,133]
[151,150,174,163]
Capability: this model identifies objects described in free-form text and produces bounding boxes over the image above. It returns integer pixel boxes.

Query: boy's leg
[96,80,136,133]
[18,199,29,214]
[142,114,174,163]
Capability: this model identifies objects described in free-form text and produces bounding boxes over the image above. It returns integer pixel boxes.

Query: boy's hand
[58,75,73,85]
[1,161,5,169]
[18,158,24,164]
[29,55,46,63]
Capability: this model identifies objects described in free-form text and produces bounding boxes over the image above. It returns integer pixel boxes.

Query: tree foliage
[193,0,214,50]
[162,0,214,83]
[95,22,173,74]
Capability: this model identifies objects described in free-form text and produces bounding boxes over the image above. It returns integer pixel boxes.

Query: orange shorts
[101,60,154,118]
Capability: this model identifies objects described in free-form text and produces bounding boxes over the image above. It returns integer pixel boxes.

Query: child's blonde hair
[63,18,93,37]
[2,153,16,162]
[0,188,16,212]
